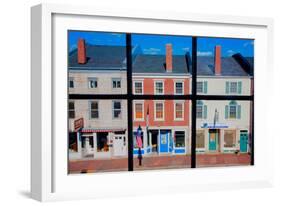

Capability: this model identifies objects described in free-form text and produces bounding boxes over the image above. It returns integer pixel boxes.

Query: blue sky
[68,31,254,57]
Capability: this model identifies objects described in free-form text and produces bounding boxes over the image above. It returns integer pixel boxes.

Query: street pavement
[69,153,251,174]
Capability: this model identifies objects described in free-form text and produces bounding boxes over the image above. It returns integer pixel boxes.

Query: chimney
[214,45,221,75]
[166,44,173,72]
[77,38,86,64]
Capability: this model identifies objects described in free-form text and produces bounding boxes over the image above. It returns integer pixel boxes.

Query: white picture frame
[31,3,274,202]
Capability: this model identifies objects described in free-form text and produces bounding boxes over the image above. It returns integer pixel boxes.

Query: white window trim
[229,81,238,94]
[174,80,184,95]
[154,100,165,121]
[89,100,99,119]
[154,80,164,95]
[112,78,122,89]
[174,130,186,149]
[112,100,122,119]
[174,101,184,121]
[197,81,204,94]
[133,80,144,95]
[88,77,98,89]
[134,101,144,121]
[69,77,74,88]
[196,104,204,119]
[229,104,237,119]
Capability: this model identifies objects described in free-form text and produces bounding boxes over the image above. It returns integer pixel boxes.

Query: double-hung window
[113,101,122,119]
[155,81,164,94]
[112,78,121,89]
[174,101,184,120]
[134,102,144,120]
[90,101,99,119]
[68,101,75,119]
[155,101,164,120]
[134,81,143,94]
[88,77,98,88]
[175,81,184,95]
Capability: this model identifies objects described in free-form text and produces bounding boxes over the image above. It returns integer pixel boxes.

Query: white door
[113,135,125,156]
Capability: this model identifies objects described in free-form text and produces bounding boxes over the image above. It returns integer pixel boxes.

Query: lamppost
[136,125,143,166]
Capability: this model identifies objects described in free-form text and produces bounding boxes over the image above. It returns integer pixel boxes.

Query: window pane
[133,99,191,171]
[197,37,254,96]
[68,98,128,174]
[68,31,127,95]
[131,34,192,95]
[196,100,252,167]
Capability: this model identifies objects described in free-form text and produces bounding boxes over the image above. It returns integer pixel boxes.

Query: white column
[77,132,82,158]
[93,132,97,153]
[205,129,209,153]
[220,129,225,152]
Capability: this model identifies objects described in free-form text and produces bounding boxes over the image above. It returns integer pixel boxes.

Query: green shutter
[237,105,241,119]
[204,105,207,119]
[238,81,242,94]
[225,105,229,119]
[226,82,230,94]
[203,81,208,94]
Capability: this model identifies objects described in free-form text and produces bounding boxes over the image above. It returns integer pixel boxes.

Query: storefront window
[175,131,185,147]
[224,130,236,147]
[97,133,109,152]
[196,130,205,148]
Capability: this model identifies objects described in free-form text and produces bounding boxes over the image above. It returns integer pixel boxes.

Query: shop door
[159,131,169,153]
[209,129,218,151]
[240,132,248,153]
[113,135,125,156]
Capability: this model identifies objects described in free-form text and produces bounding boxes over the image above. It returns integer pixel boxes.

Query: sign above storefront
[74,118,84,131]
[201,123,228,129]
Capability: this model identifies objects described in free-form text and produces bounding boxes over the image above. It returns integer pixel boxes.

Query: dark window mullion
[126,34,134,171]
[191,37,197,168]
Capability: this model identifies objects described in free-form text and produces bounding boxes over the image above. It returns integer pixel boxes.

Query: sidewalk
[68,153,251,174]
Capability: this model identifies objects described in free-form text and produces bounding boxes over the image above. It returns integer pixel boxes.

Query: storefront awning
[81,128,126,133]
[201,123,228,129]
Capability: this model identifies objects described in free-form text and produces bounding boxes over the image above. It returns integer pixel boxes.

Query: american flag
[136,127,143,148]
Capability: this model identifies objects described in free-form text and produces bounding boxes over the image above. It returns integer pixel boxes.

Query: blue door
[159,131,169,153]
[209,129,218,151]
[240,131,248,153]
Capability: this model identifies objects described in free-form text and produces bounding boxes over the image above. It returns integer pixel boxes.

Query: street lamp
[136,125,143,166]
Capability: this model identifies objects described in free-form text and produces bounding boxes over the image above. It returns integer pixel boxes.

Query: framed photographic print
[31,3,274,201]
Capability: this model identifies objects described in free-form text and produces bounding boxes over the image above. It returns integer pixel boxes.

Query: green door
[209,129,218,151]
[240,131,248,153]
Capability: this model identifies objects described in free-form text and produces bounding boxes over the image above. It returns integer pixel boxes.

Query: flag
[136,126,143,148]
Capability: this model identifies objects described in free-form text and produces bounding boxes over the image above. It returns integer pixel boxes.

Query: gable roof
[68,44,253,77]
[68,44,126,70]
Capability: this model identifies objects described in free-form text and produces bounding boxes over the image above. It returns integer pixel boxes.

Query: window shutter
[225,105,229,119]
[238,81,242,94]
[204,105,207,119]
[226,81,230,94]
[237,105,241,119]
[203,81,208,94]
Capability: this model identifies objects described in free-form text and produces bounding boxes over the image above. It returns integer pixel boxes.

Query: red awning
[81,128,126,133]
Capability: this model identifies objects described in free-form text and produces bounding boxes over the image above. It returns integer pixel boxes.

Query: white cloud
[197,51,212,56]
[182,47,190,52]
[227,49,235,56]
[243,40,254,47]
[143,47,161,55]
[110,33,123,37]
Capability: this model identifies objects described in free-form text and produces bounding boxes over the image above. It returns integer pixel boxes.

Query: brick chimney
[166,44,173,72]
[214,45,221,75]
[77,38,86,64]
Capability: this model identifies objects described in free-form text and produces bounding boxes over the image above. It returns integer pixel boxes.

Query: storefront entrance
[209,129,219,151]
[113,134,126,156]
[240,131,248,153]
